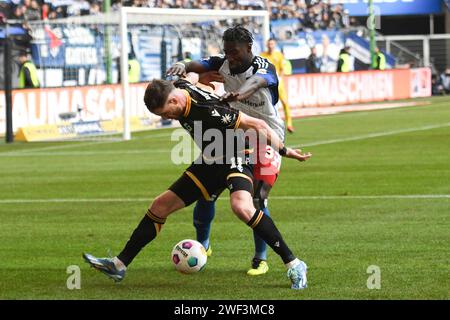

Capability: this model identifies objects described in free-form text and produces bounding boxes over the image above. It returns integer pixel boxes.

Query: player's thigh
[150,190,186,218]
[168,170,206,208]
[226,164,256,223]
[253,145,281,208]
[171,162,222,206]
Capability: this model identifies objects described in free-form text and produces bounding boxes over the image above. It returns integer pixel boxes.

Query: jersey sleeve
[198,55,226,71]
[253,57,278,87]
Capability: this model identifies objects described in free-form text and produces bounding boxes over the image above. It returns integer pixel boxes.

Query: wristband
[279,146,287,156]
[174,62,186,67]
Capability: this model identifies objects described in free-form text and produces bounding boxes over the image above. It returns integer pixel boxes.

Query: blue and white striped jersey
[199,55,285,141]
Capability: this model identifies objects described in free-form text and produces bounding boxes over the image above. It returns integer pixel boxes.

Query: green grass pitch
[0,96,449,299]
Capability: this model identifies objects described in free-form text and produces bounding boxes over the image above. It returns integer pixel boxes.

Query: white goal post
[119,8,270,140]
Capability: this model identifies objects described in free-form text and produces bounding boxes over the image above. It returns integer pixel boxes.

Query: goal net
[24,8,269,141]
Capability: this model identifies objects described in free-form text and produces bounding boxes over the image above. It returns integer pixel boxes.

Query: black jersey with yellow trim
[174,79,242,157]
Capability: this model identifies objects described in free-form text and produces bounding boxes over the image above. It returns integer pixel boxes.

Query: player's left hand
[166,63,186,77]
[220,92,240,102]
[285,148,312,162]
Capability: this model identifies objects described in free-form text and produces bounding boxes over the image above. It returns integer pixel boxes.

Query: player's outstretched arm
[166,61,210,77]
[181,72,199,85]
[198,71,224,88]
[237,112,312,162]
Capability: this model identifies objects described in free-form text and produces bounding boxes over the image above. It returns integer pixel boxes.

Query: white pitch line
[0,132,184,157]
[0,195,449,204]
[293,122,450,148]
[0,131,175,156]
[1,122,449,158]
[0,149,173,157]
[0,138,123,155]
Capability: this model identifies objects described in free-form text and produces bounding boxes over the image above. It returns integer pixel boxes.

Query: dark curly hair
[222,25,254,45]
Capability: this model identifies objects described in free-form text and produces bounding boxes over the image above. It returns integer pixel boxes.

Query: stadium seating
[1,0,352,30]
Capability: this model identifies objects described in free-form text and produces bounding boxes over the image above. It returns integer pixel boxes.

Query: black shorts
[169,158,254,207]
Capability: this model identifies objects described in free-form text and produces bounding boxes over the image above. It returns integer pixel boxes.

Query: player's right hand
[220,91,240,102]
[166,62,187,77]
[285,148,312,162]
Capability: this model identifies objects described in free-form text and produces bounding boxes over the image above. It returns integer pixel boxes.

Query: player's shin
[247,209,296,265]
[193,199,216,250]
[117,209,166,266]
[252,207,270,260]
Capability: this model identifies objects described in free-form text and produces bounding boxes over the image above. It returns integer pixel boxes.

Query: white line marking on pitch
[1,122,449,158]
[0,195,449,204]
[0,139,123,155]
[0,149,174,157]
[293,122,450,148]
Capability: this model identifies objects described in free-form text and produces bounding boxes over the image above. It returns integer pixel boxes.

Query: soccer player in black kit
[83,77,311,289]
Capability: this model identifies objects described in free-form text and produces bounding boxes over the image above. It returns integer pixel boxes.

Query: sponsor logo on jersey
[240,99,266,108]
[221,114,232,124]
[211,109,221,117]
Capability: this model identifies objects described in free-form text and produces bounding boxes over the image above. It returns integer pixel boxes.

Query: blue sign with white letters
[331,0,442,16]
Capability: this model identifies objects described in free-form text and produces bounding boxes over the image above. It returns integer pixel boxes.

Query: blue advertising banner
[31,26,100,68]
[331,0,442,16]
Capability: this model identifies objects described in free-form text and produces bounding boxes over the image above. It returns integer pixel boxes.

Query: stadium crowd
[1,0,352,31]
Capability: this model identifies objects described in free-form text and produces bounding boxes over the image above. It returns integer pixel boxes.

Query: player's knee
[253,182,270,210]
[253,197,264,210]
[196,198,215,212]
[149,195,171,217]
[193,200,215,225]
[230,200,254,222]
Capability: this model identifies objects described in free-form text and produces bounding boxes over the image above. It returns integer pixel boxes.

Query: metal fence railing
[376,34,450,74]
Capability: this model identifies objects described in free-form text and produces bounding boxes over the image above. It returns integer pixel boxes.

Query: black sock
[247,210,296,264]
[117,209,166,266]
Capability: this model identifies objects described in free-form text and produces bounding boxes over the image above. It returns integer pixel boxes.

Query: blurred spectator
[0,3,10,24]
[90,2,101,15]
[431,73,444,96]
[48,5,65,19]
[17,50,40,88]
[41,3,50,20]
[128,52,141,83]
[1,1,352,32]
[337,45,351,72]
[24,0,41,21]
[117,53,141,83]
[306,46,322,73]
[67,0,91,16]
[373,47,386,70]
[11,4,25,26]
[440,67,450,94]
[183,51,192,63]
